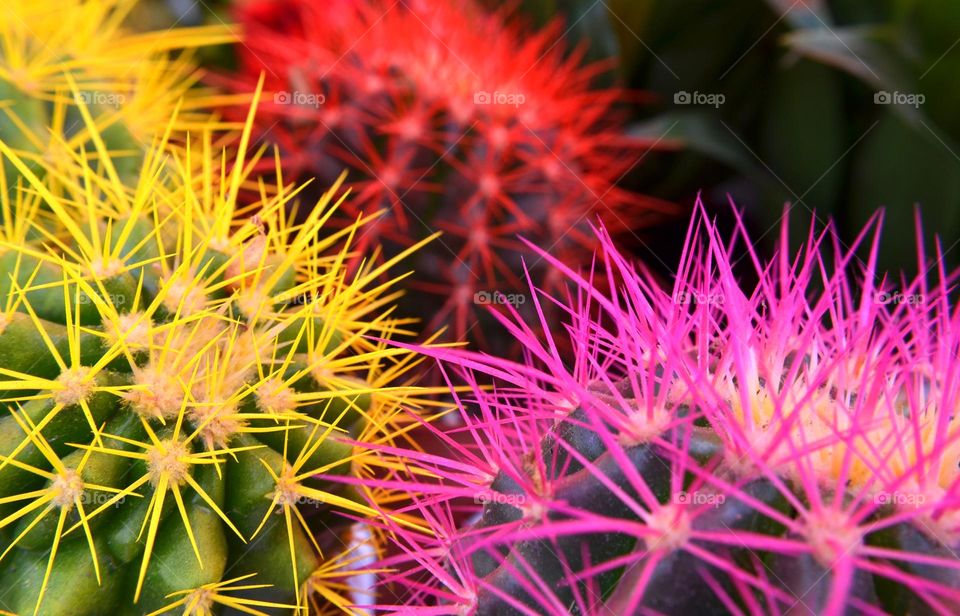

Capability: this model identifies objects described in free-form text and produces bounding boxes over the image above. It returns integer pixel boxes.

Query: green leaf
[763,0,832,29]
[640,0,759,91]
[781,25,913,90]
[910,3,960,137]
[830,0,916,23]
[911,0,960,50]
[849,112,960,273]
[631,111,769,188]
[759,59,847,232]
[781,24,935,132]
[598,0,658,79]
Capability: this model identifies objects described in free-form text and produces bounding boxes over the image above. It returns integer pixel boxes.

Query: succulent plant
[0,0,233,185]
[223,0,675,352]
[351,205,960,614]
[0,85,442,615]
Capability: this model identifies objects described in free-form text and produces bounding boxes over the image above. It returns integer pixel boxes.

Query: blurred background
[138,0,960,277]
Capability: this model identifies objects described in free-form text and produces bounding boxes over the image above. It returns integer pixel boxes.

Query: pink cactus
[338,202,960,614]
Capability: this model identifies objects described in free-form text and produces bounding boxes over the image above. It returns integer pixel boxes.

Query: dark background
[508,0,960,280]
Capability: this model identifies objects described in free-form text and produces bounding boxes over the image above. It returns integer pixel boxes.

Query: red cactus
[223,0,675,349]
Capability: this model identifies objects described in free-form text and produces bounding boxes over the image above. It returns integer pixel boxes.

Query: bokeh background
[139,0,960,278]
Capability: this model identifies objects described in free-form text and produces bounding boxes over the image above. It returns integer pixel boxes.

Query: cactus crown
[358,205,960,615]
[0,80,442,615]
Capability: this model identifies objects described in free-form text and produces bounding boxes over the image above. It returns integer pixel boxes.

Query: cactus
[223,0,675,352]
[0,0,234,185]
[0,83,443,615]
[353,205,960,614]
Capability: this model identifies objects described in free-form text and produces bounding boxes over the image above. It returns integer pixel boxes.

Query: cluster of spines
[0,80,446,615]
[346,204,960,614]
[0,0,236,191]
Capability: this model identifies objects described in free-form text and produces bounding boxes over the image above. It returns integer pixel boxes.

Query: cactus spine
[0,0,234,187]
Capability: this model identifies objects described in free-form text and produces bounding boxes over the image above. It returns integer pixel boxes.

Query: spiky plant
[223,0,675,351]
[347,205,960,614]
[0,84,446,615]
[0,0,234,185]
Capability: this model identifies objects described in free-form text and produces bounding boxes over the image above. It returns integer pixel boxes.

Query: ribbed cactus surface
[0,87,439,615]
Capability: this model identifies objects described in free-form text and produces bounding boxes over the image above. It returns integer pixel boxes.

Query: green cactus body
[0,263,376,614]
[0,79,436,615]
[0,79,152,189]
[0,80,46,180]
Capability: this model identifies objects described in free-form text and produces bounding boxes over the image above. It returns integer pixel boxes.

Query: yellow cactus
[0,80,446,615]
